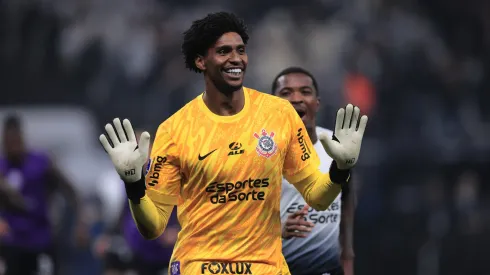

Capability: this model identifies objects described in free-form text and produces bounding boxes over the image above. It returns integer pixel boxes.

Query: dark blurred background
[0,0,489,274]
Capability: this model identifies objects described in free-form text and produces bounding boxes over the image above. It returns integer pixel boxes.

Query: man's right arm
[126,124,182,240]
[128,193,174,239]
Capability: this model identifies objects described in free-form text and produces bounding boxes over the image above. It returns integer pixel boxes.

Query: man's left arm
[284,103,368,212]
[340,177,356,275]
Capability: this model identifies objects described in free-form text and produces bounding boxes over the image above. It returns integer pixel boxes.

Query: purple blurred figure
[0,114,87,275]
[94,130,179,275]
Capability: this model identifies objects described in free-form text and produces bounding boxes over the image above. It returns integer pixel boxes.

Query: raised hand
[319,104,368,170]
[99,118,151,183]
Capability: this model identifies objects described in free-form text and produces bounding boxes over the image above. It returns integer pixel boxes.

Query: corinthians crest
[253,129,277,158]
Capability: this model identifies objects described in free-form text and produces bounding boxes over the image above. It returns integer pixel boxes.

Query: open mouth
[222,68,243,79]
[296,109,307,119]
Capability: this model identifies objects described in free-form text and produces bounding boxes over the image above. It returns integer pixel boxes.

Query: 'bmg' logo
[201,262,252,274]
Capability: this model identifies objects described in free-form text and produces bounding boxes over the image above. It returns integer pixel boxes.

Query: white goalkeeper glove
[319,104,368,170]
[99,118,151,183]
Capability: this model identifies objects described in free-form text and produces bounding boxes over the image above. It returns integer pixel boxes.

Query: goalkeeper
[99,12,368,275]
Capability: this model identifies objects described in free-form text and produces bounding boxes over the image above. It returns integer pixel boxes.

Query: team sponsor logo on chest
[253,129,278,158]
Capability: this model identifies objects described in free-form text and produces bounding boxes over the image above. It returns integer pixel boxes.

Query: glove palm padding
[319,104,368,170]
[99,118,151,183]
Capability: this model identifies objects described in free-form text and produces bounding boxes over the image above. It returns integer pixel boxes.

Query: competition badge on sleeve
[144,158,152,176]
[170,261,181,275]
[253,129,278,158]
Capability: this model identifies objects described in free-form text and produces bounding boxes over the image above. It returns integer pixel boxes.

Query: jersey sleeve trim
[284,161,318,184]
[147,185,179,205]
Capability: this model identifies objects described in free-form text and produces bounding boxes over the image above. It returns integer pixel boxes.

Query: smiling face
[274,72,320,129]
[195,32,248,94]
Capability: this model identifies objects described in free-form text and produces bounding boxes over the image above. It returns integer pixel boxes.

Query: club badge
[253,129,278,158]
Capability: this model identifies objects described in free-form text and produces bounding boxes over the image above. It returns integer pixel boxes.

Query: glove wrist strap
[329,160,351,185]
[124,172,146,204]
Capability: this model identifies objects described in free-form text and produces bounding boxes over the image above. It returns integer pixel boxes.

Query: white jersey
[280,126,341,274]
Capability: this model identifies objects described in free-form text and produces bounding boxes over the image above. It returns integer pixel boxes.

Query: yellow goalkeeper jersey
[146,87,320,275]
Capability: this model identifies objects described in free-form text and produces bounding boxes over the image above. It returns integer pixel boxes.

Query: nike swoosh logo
[198,149,217,161]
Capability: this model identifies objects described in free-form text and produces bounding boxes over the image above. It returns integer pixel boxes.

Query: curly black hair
[181,12,249,73]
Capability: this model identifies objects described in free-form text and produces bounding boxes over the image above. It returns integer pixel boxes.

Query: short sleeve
[282,103,321,184]
[145,124,181,205]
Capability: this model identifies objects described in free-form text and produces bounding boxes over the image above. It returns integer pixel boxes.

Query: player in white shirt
[271,67,356,275]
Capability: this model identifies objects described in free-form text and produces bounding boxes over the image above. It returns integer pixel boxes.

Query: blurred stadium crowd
[0,0,489,274]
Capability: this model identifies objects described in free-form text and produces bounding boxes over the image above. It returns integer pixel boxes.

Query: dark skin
[275,73,320,143]
[195,32,248,116]
[275,72,356,274]
[2,126,88,246]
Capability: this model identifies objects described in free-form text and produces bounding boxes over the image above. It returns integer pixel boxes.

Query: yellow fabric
[128,195,173,239]
[142,87,327,274]
[292,170,342,211]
